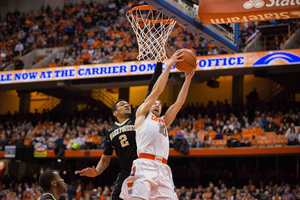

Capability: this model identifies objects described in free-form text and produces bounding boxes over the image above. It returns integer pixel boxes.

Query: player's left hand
[185,68,195,81]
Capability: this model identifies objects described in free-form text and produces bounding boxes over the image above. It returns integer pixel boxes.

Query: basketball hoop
[127,5,183,62]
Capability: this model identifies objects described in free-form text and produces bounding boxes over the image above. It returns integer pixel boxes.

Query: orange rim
[128,5,185,28]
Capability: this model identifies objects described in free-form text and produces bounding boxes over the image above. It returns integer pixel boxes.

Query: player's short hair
[112,99,127,114]
[112,99,127,122]
[39,170,56,192]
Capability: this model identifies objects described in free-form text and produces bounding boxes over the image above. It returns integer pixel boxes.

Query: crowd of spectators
[0,176,299,200]
[0,92,300,152]
[0,0,138,70]
[1,0,298,70]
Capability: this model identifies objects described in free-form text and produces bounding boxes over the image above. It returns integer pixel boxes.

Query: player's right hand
[78,166,98,177]
[166,50,184,69]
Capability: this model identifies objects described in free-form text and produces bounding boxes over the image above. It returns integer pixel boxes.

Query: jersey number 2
[119,134,129,148]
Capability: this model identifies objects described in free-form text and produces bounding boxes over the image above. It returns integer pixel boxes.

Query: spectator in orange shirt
[273,113,282,125]
[241,128,253,147]
[207,126,216,140]
[252,123,263,136]
[81,39,88,48]
[247,180,256,191]
[180,118,188,129]
[241,123,253,135]
[92,132,100,149]
[84,131,93,149]
[204,187,213,199]
[92,37,100,48]
[227,129,241,147]
[193,120,201,130]
[86,30,95,38]
[23,134,32,146]
[76,185,83,200]
[63,134,71,147]
[84,14,92,29]
[81,49,91,64]
[186,120,194,131]
[48,59,57,68]
[99,190,110,200]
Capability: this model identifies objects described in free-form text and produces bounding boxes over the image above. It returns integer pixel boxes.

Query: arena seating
[0,176,299,200]
[1,2,299,70]
[0,97,299,152]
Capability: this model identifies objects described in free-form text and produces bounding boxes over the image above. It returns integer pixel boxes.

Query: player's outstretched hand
[78,166,98,177]
[166,50,184,68]
[185,68,195,81]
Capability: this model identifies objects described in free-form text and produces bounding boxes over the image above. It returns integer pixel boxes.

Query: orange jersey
[84,16,92,23]
[48,63,57,68]
[23,138,32,146]
[85,136,93,143]
[241,128,253,135]
[92,40,101,48]
[81,53,91,61]
[231,134,241,141]
[92,136,100,144]
[207,130,216,140]
[193,122,201,130]
[273,117,282,125]
[87,31,95,38]
[81,42,88,48]
[252,127,263,136]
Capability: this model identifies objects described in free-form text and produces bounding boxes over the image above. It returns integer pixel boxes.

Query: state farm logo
[243,0,300,9]
[243,0,265,9]
[35,145,47,152]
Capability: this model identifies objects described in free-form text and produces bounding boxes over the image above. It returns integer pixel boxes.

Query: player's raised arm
[145,41,168,99]
[79,132,113,177]
[136,51,183,119]
[145,62,163,99]
[164,68,195,127]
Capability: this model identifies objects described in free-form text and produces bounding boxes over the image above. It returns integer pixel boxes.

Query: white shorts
[120,158,178,200]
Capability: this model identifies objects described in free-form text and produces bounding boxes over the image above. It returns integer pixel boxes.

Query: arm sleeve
[103,132,113,155]
[145,62,163,99]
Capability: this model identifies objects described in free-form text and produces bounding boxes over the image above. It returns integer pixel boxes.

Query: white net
[126,6,177,62]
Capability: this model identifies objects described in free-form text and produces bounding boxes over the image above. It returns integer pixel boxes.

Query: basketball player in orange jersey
[79,59,165,200]
[120,50,195,200]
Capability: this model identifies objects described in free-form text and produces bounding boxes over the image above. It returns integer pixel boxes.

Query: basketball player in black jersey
[79,62,163,200]
[38,170,67,200]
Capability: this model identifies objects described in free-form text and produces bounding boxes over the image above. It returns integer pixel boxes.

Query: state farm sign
[198,0,300,24]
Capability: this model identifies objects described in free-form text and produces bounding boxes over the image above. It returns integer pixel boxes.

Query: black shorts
[111,173,129,200]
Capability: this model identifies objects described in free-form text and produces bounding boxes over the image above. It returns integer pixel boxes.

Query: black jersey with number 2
[103,62,162,176]
[103,110,137,175]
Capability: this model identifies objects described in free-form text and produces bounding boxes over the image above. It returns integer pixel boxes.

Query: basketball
[175,49,197,72]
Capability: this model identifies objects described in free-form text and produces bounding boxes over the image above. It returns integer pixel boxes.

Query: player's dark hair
[112,99,127,121]
[39,170,56,192]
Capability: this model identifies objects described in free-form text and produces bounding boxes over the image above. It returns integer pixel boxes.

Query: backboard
[143,0,239,53]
